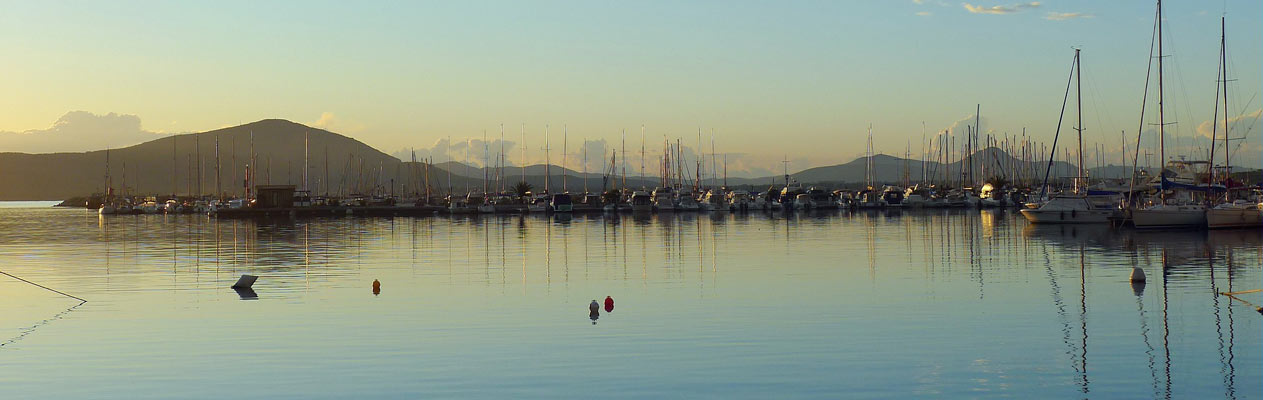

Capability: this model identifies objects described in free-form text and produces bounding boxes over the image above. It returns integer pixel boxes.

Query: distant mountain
[736,147,1078,188]
[0,120,408,200]
[9,120,1239,201]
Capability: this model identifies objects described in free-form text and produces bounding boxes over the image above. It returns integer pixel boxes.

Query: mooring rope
[0,269,87,304]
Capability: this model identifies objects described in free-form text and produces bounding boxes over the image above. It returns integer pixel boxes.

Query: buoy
[1129,267,1146,283]
[604,296,614,312]
[372,279,381,295]
[589,300,599,313]
[232,274,258,289]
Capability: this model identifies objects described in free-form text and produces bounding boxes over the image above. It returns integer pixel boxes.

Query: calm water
[0,205,1259,399]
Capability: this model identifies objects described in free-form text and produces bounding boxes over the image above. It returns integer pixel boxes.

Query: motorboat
[550,193,574,213]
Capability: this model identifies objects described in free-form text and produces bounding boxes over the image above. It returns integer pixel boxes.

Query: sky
[0,0,1259,177]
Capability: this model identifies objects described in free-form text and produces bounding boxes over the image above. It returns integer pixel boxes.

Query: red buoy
[604,296,614,312]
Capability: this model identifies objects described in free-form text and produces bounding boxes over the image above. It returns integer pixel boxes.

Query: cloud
[1044,12,1093,21]
[0,111,170,154]
[963,2,1040,15]
[393,136,800,179]
[916,11,932,16]
[1195,108,1262,139]
[309,112,365,134]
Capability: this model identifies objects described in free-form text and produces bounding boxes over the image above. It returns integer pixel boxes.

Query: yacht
[979,183,1006,208]
[803,187,835,210]
[1020,195,1114,224]
[1206,199,1261,229]
[701,189,728,212]
[550,193,574,213]
[881,186,905,208]
[727,191,751,211]
[526,192,549,213]
[676,189,700,211]
[447,195,477,214]
[652,187,676,212]
[903,186,930,208]
[856,189,884,209]
[630,190,653,212]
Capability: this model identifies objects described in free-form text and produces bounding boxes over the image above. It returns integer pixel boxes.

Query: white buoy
[1129,267,1145,283]
[232,274,259,289]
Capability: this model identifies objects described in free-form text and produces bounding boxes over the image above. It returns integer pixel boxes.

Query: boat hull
[1206,208,1262,229]
[1020,208,1112,224]
[1131,207,1206,229]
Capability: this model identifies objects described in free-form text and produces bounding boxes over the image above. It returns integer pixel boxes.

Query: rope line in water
[0,270,87,304]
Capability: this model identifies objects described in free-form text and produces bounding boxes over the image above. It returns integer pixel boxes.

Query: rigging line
[0,269,86,304]
[1126,5,1160,209]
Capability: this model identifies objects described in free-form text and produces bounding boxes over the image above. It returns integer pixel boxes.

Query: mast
[484,129,490,194]
[544,125,550,193]
[195,133,202,197]
[582,137,588,194]
[215,135,221,198]
[1075,48,1084,194]
[640,125,646,187]
[1156,0,1166,202]
[1219,16,1231,182]
[304,131,309,192]
[521,124,527,185]
[710,130,717,189]
[865,124,874,188]
[621,129,627,189]
[561,125,567,192]
[172,133,177,198]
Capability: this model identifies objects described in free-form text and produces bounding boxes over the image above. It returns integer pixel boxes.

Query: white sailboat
[1021,48,1113,224]
[1202,16,1257,229]
[1132,0,1206,229]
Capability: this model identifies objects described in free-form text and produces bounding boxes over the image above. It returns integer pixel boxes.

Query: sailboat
[1131,0,1207,229]
[1021,48,1113,224]
[1203,16,1259,229]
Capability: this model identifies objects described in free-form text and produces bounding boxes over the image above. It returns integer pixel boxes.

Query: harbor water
[0,205,1259,398]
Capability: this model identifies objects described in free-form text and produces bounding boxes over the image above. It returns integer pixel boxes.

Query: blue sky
[0,0,1258,175]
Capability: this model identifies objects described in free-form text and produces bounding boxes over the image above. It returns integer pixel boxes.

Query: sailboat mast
[1156,0,1166,201]
[215,135,221,199]
[560,126,567,192]
[303,131,309,192]
[640,125,645,187]
[1075,48,1084,194]
[1220,16,1231,180]
[521,124,527,185]
[544,124,550,193]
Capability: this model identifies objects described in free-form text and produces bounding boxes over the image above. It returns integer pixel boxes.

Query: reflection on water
[0,207,1258,398]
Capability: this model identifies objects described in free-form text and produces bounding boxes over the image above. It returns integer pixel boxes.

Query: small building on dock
[255,185,296,209]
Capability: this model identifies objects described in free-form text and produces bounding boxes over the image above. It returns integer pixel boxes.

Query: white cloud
[309,112,365,134]
[963,2,1040,15]
[1196,108,1262,139]
[0,111,170,154]
[1044,12,1093,21]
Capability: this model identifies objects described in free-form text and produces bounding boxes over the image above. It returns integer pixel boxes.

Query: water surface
[1,207,1258,398]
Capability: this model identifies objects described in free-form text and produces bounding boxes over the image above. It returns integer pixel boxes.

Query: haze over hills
[0,119,1222,201]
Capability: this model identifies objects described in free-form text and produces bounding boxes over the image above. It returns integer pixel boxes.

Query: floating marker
[372,279,381,295]
[232,274,258,289]
[1129,267,1145,283]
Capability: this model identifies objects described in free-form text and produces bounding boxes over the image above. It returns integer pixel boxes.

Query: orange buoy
[372,279,381,295]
